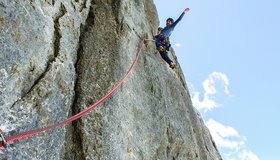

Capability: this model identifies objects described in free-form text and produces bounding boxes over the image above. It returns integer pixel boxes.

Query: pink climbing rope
[0,39,152,148]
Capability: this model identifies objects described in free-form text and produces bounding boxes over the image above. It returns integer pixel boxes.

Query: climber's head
[166,18,174,26]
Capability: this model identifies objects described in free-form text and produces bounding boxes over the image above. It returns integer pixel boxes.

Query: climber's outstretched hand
[184,8,190,13]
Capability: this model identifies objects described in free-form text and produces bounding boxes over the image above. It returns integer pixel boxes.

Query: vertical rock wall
[0,0,222,159]
[0,0,91,159]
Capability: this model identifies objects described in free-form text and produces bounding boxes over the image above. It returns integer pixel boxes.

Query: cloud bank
[206,118,259,160]
[206,119,245,149]
[190,72,259,160]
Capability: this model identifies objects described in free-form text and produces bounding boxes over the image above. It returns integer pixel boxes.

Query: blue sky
[154,0,280,159]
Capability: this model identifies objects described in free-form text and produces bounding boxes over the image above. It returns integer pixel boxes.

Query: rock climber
[155,8,190,69]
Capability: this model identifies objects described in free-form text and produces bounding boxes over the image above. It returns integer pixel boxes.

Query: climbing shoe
[169,62,176,69]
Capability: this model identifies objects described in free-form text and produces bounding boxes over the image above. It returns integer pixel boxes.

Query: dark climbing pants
[155,34,173,65]
[159,50,173,65]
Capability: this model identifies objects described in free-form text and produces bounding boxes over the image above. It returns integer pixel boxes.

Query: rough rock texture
[0,0,222,160]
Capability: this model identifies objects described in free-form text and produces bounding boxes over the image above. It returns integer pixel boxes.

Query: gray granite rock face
[0,0,221,160]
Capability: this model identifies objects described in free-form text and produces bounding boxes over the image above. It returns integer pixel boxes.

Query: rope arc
[0,39,151,148]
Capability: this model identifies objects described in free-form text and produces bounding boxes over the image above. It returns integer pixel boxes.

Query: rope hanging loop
[0,38,153,149]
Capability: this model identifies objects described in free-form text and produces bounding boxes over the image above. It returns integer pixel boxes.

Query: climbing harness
[0,38,154,149]
[156,34,170,52]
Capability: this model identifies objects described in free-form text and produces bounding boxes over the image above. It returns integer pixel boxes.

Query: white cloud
[223,149,260,160]
[203,72,230,96]
[206,119,259,160]
[206,119,245,149]
[192,91,219,113]
[238,150,260,160]
[173,43,181,47]
[190,72,230,113]
[189,71,259,160]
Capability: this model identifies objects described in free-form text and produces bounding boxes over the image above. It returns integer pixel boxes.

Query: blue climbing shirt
[160,12,185,37]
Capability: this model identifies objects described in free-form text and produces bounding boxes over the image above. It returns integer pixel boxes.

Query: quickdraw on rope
[0,39,153,149]
[0,129,6,148]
